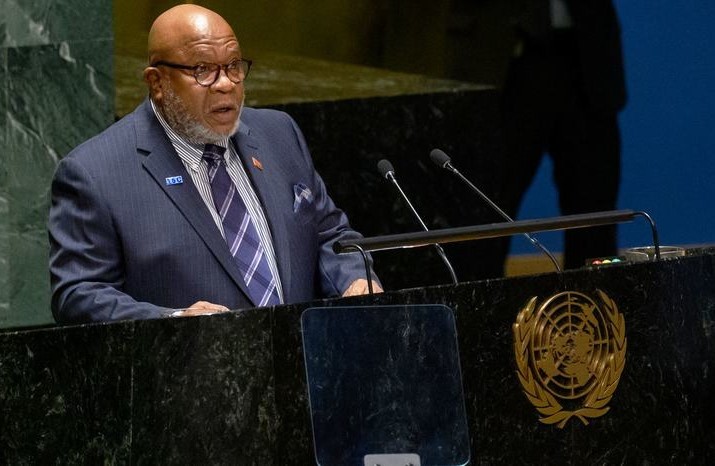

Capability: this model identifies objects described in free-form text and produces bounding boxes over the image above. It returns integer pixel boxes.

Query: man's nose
[211,67,237,91]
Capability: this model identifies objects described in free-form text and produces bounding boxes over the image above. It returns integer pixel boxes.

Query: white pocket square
[293,183,313,211]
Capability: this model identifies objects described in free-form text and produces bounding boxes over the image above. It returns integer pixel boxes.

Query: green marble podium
[1,250,714,464]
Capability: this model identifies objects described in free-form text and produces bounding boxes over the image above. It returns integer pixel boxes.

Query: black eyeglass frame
[151,58,252,87]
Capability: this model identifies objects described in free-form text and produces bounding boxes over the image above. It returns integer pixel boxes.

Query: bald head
[143,4,246,144]
[147,4,238,64]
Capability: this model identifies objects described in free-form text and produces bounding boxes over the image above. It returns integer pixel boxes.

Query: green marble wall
[0,1,115,328]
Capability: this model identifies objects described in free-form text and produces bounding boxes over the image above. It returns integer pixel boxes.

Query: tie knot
[203,144,227,164]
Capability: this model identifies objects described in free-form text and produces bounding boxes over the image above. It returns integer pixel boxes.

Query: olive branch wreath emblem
[512,290,627,428]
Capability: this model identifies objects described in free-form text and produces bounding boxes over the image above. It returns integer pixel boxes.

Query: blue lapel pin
[165,176,183,186]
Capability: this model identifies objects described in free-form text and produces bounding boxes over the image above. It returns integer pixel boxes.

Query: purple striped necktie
[202,144,280,307]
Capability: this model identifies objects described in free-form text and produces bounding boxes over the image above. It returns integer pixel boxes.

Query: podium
[1,249,714,464]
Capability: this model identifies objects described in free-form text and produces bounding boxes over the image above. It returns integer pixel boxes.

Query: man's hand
[172,301,230,317]
[342,279,383,297]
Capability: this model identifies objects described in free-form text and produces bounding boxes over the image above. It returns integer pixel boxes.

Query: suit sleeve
[48,156,170,323]
[284,114,381,296]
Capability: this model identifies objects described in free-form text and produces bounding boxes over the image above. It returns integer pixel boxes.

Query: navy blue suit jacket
[49,100,372,323]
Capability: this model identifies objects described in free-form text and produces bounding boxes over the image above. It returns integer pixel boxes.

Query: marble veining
[2,19,114,327]
[0,0,112,48]
[1,252,715,463]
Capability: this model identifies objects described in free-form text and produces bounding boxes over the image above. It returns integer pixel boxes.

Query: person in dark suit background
[447,0,627,269]
[48,4,381,323]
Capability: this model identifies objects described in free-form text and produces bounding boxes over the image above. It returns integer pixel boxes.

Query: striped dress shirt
[150,100,285,303]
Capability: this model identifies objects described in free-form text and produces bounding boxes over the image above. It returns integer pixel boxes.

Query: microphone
[377,159,459,285]
[429,149,562,273]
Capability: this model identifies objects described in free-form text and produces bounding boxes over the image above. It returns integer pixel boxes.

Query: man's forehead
[179,36,240,56]
[183,36,239,49]
[148,5,240,60]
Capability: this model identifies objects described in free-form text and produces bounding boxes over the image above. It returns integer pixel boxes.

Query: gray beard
[160,85,240,145]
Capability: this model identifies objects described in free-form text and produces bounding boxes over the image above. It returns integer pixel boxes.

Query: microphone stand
[445,161,562,273]
[430,149,562,273]
[378,160,459,285]
[340,243,375,296]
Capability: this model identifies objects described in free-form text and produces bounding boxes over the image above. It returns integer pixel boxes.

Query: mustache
[159,87,244,144]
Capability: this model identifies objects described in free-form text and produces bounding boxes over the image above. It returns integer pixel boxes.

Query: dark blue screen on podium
[301,305,470,466]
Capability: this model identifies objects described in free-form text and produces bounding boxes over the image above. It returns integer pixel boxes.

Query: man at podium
[49,4,381,323]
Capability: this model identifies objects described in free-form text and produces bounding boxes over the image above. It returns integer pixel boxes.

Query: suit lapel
[133,100,252,300]
[232,125,293,299]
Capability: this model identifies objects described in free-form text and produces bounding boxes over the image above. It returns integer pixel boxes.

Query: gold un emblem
[512,290,627,428]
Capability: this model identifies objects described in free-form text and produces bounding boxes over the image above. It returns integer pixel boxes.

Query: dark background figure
[447,0,627,269]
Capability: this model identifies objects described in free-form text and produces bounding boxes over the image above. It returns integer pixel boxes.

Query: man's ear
[143,67,163,101]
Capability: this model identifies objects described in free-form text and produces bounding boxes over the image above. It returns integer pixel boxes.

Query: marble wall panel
[130,309,277,464]
[0,0,114,329]
[0,322,133,464]
[271,300,319,464]
[2,39,113,328]
[1,0,112,48]
[1,48,8,320]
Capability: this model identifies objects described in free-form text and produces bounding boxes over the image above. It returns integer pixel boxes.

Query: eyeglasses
[151,58,252,87]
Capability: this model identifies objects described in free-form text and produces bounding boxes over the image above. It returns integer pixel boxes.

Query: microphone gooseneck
[429,149,562,273]
[377,159,459,285]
